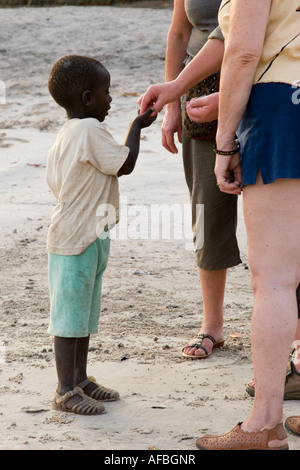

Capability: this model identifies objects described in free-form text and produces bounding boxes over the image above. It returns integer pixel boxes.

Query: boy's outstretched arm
[118,108,156,176]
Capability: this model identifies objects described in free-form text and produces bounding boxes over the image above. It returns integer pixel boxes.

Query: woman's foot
[196,422,289,450]
[246,361,300,400]
[182,333,224,359]
[285,416,300,436]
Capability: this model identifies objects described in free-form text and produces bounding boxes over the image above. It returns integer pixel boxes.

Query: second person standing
[162,0,241,359]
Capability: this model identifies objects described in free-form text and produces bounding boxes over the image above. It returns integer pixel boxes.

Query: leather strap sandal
[77,376,120,401]
[196,422,289,450]
[53,387,106,415]
[285,416,300,436]
[246,360,300,400]
[182,333,224,359]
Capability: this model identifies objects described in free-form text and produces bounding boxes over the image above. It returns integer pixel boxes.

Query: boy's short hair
[48,55,108,110]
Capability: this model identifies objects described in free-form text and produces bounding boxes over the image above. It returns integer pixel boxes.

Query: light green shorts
[48,236,110,338]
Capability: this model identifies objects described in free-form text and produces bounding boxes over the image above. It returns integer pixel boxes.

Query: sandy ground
[0,5,299,451]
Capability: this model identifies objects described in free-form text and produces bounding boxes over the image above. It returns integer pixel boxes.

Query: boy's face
[87,69,112,122]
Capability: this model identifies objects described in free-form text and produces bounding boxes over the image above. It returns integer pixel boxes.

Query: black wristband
[213,140,240,156]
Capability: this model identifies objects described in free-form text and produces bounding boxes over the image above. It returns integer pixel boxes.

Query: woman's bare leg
[242,176,300,446]
[183,268,225,357]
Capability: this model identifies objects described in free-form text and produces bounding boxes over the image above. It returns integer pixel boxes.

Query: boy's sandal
[196,422,289,450]
[53,386,106,415]
[181,334,224,359]
[77,376,120,402]
[285,416,300,436]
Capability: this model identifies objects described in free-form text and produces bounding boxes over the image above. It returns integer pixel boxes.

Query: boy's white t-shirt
[46,118,129,255]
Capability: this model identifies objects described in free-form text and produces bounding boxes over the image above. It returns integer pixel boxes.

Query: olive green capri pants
[182,133,241,271]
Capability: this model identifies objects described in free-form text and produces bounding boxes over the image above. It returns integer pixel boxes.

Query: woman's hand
[186,93,219,123]
[161,102,182,154]
[214,152,242,195]
[138,80,181,115]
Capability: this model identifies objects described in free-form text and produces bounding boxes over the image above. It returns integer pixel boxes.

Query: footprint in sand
[0,134,29,148]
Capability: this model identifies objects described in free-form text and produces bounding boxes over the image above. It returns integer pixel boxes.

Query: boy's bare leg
[74,335,90,385]
[74,336,102,396]
[54,336,77,395]
[54,336,84,409]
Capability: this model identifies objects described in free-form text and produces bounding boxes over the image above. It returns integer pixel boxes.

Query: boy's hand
[120,109,157,176]
[135,108,157,128]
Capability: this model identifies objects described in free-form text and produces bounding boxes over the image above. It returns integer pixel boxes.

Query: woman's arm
[215,0,272,194]
[162,0,192,153]
[216,0,272,149]
[139,37,224,114]
[165,0,192,84]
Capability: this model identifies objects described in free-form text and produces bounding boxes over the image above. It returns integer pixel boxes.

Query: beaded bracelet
[213,140,240,156]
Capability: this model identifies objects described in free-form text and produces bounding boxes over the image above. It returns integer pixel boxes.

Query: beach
[0,4,299,451]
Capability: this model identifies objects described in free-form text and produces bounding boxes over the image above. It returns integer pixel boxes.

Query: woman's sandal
[53,387,106,415]
[181,333,224,359]
[285,416,300,436]
[246,360,300,399]
[77,376,120,402]
[196,422,289,450]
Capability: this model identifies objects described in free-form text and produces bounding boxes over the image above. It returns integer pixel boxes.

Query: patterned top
[218,0,300,86]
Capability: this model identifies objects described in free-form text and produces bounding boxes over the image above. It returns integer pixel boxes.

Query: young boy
[46,55,155,415]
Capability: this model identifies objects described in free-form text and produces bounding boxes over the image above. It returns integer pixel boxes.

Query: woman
[140,0,300,450]
[201,0,300,449]
[162,0,241,360]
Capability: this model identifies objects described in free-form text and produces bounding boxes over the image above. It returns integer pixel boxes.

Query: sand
[0,4,299,451]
